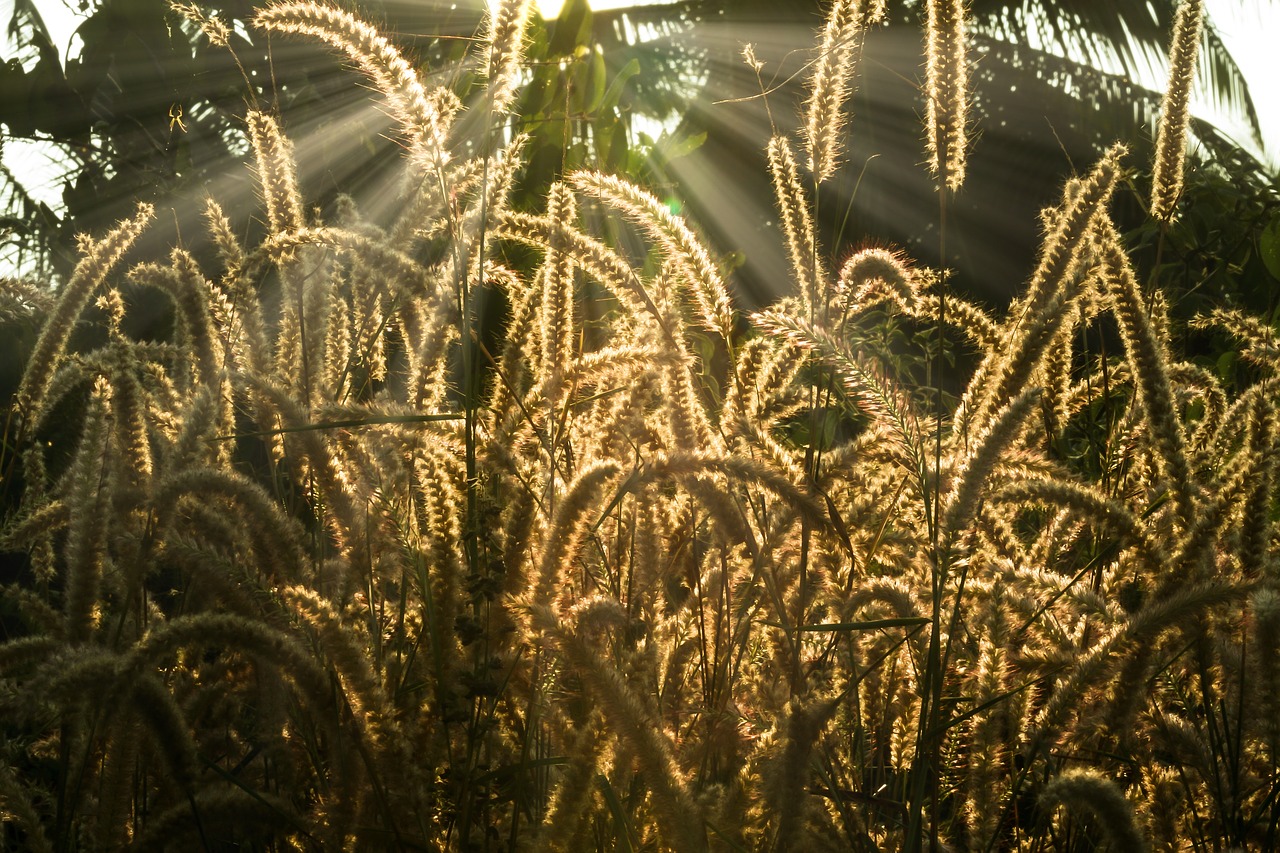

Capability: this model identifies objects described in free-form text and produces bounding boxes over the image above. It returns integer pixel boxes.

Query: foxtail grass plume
[942,386,1040,541]
[1151,0,1203,221]
[753,308,928,487]
[497,209,658,323]
[129,673,200,792]
[0,768,53,853]
[203,197,244,277]
[132,612,335,712]
[1253,589,1280,750]
[768,136,825,313]
[837,246,914,305]
[530,459,625,614]
[15,203,152,421]
[1033,581,1245,741]
[246,110,304,236]
[1192,307,1280,369]
[253,2,458,174]
[958,144,1123,436]
[539,182,578,392]
[804,0,871,184]
[535,715,609,852]
[1040,769,1149,852]
[168,1,230,46]
[551,615,708,852]
[571,171,735,343]
[483,0,534,116]
[1097,216,1194,528]
[924,0,969,190]
[63,379,113,645]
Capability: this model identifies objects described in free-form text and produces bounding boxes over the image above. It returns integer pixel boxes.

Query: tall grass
[1,0,1276,850]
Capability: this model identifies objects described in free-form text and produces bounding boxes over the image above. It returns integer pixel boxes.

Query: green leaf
[598,774,637,853]
[1260,214,1280,281]
[1216,350,1238,384]
[587,48,607,113]
[548,0,591,55]
[653,130,706,164]
[600,57,641,112]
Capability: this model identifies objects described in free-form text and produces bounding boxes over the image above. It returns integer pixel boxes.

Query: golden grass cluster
[0,1,1274,850]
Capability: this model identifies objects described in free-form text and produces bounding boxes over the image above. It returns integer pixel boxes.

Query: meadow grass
[0,0,1276,849]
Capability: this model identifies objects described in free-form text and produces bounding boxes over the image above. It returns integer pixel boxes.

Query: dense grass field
[1,0,1278,849]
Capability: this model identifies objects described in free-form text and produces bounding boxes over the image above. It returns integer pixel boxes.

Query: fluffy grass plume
[1151,0,1203,221]
[14,203,152,421]
[803,0,880,183]
[482,0,534,115]
[0,1,1275,849]
[253,1,458,173]
[1041,769,1149,852]
[768,136,826,313]
[924,0,969,190]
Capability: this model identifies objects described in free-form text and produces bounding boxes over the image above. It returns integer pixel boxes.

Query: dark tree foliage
[0,0,492,276]
[608,0,1273,308]
[1,0,1276,309]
